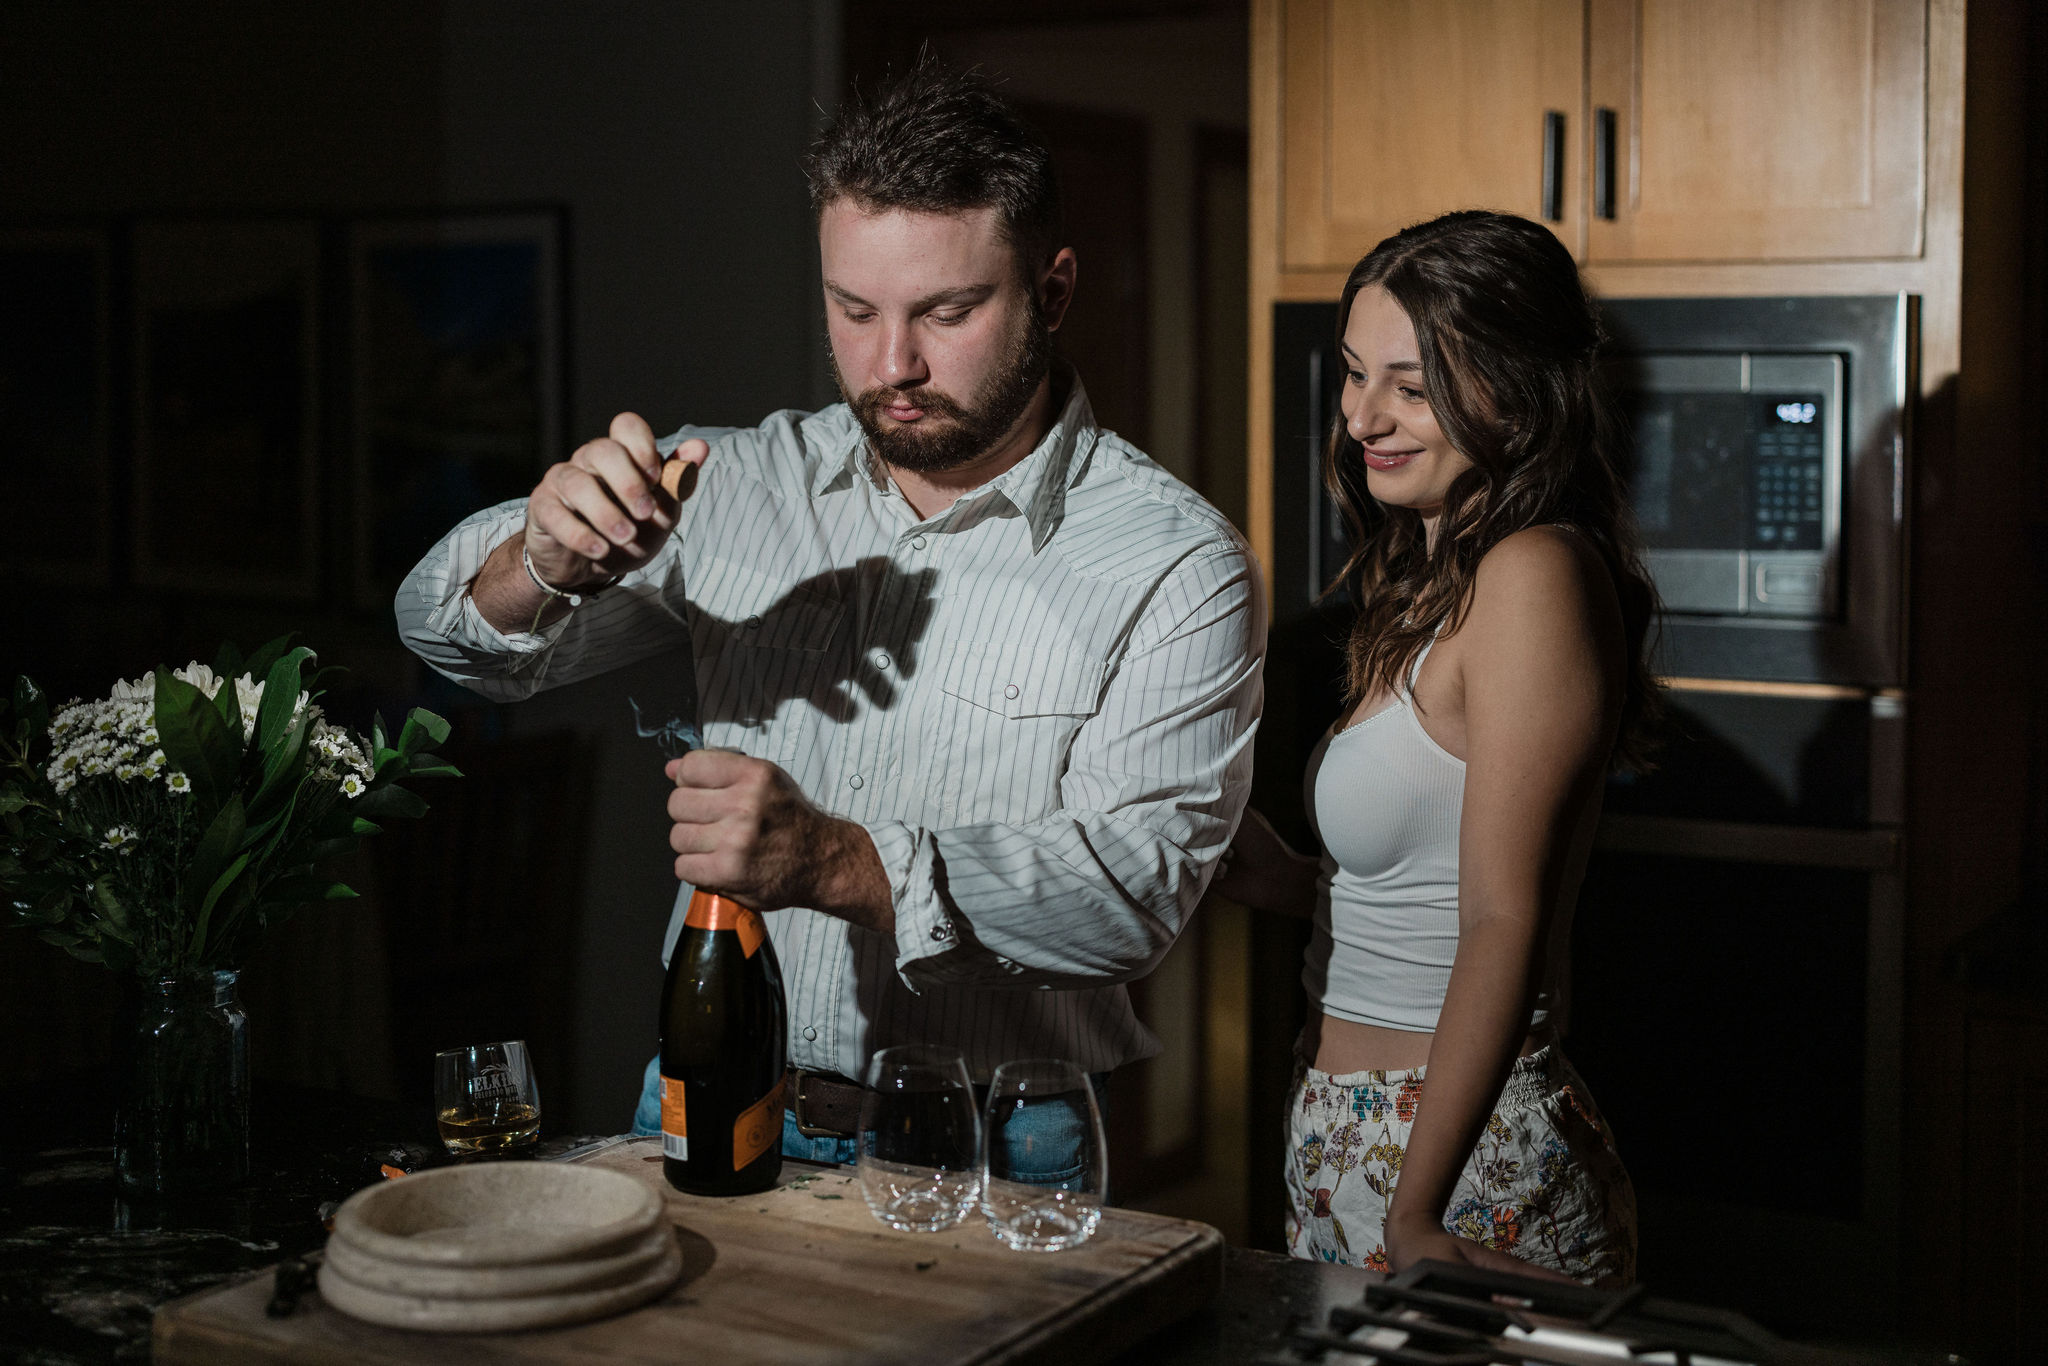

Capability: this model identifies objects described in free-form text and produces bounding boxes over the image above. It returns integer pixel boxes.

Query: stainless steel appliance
[1601,295,1914,685]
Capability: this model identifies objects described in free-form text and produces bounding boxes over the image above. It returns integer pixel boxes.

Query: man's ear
[1037,247,1078,332]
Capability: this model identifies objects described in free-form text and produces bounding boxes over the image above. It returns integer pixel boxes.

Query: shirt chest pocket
[693,555,847,758]
[927,643,1108,826]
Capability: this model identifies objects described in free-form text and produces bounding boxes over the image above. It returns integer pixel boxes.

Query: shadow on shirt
[693,558,942,727]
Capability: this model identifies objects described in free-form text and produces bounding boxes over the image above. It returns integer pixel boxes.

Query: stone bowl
[328,1163,664,1269]
[317,1232,683,1333]
[323,1221,677,1300]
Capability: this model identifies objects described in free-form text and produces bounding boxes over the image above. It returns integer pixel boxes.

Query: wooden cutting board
[152,1138,1223,1365]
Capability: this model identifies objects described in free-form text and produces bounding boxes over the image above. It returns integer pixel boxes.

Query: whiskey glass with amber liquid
[435,1041,541,1154]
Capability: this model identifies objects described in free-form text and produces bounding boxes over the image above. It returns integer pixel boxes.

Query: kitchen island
[1,1077,1372,1364]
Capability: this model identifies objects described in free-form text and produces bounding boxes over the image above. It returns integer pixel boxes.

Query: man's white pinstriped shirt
[396,377,1265,1082]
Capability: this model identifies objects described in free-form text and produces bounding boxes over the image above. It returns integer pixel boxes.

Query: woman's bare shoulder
[1470,526,1610,612]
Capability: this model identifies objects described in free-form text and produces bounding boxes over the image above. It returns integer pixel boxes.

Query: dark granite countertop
[0,1077,609,1364]
[1,1075,1361,1365]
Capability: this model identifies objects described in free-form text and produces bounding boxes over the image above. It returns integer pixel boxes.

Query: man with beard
[396,61,1263,1159]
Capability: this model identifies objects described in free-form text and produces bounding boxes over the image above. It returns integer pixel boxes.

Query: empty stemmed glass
[979,1058,1107,1252]
[857,1045,982,1232]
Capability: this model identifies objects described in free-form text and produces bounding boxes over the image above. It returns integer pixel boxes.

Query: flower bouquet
[0,638,458,1194]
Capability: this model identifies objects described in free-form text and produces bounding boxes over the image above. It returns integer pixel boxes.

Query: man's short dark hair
[804,59,1063,275]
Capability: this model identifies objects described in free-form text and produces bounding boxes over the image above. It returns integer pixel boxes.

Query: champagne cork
[659,454,700,503]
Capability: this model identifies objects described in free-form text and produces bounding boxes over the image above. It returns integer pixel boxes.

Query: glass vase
[115,969,250,1197]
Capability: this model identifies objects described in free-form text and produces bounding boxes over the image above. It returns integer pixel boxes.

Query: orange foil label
[735,908,764,958]
[684,892,765,958]
[660,1076,687,1160]
[733,1076,785,1170]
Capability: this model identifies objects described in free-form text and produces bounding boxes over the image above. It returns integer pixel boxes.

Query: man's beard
[838,295,1052,475]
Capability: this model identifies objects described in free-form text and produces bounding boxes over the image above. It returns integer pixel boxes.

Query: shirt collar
[809,368,1097,553]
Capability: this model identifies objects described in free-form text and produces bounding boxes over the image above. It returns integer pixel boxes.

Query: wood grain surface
[152,1140,1223,1365]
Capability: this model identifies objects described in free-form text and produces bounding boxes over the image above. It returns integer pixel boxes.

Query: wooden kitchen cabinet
[1276,0,1584,269]
[1271,0,1927,269]
[1586,0,1928,263]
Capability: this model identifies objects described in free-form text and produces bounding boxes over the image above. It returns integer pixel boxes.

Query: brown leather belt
[785,1068,866,1139]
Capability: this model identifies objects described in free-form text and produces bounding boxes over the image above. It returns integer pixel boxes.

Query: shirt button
[1003,684,1020,700]
[911,535,927,551]
[930,922,954,942]
[745,615,762,630]
[848,774,864,790]
[802,1026,818,1042]
[873,651,891,671]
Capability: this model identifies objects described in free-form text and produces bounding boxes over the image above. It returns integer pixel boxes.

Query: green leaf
[183,795,248,916]
[210,641,244,680]
[190,851,252,960]
[242,635,295,688]
[94,880,128,930]
[255,646,316,753]
[404,757,464,780]
[372,712,389,759]
[258,874,358,908]
[301,836,362,864]
[396,708,452,755]
[351,817,382,837]
[250,710,312,816]
[352,785,428,821]
[0,790,26,815]
[41,930,103,965]
[211,668,243,734]
[154,670,242,815]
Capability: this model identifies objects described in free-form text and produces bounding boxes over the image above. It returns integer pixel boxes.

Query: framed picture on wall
[131,218,323,599]
[348,210,564,609]
[0,226,114,587]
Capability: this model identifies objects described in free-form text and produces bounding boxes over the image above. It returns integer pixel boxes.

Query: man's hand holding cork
[469,412,708,636]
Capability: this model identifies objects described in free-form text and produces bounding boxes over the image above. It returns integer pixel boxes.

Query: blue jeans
[631,1055,1109,1182]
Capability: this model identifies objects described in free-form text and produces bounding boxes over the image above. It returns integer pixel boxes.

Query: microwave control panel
[1618,352,1845,621]
[1752,393,1826,552]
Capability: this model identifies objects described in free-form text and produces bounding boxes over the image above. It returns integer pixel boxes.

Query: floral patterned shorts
[1284,1043,1638,1286]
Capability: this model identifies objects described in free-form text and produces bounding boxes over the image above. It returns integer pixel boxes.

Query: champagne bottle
[659,889,787,1195]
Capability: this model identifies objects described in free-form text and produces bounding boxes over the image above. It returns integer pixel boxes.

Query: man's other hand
[665,750,894,932]
[524,413,705,589]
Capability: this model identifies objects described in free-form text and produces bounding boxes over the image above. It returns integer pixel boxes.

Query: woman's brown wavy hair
[1324,209,1662,770]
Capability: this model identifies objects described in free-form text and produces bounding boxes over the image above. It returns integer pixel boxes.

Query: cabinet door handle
[1541,111,1566,222]
[1594,107,1618,220]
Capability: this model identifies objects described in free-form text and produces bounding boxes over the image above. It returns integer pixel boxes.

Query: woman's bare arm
[1382,527,1623,1276]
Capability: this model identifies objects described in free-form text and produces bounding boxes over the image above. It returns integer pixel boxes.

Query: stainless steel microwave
[1620,351,1844,620]
[1599,295,1912,685]
[1268,294,1913,687]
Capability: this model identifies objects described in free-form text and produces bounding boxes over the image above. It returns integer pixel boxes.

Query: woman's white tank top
[1301,636,1560,1034]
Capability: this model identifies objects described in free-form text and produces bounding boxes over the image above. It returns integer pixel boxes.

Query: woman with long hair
[1216,210,1655,1284]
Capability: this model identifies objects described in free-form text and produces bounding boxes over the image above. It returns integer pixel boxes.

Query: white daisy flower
[340,773,367,799]
[165,770,194,795]
[102,824,138,851]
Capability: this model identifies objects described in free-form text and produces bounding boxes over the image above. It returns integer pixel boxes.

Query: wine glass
[979,1058,1106,1252]
[434,1041,541,1154]
[857,1045,982,1232]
